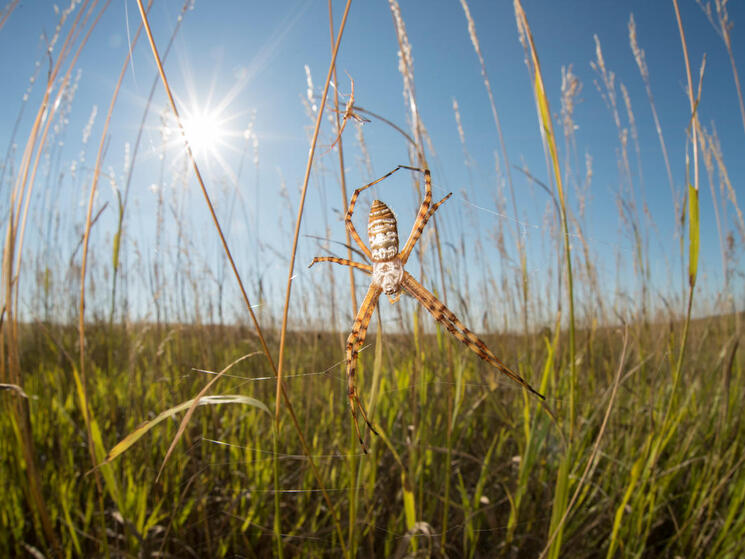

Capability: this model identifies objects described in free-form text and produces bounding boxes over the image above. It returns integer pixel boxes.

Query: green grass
[2,316,744,557]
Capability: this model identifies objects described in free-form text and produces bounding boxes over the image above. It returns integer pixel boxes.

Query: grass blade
[103,394,269,465]
[688,183,700,287]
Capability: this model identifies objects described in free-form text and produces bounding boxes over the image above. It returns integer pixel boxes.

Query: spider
[309,165,544,451]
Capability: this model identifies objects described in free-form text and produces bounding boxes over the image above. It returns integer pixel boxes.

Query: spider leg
[399,191,454,265]
[427,192,453,220]
[399,170,453,264]
[345,165,423,261]
[308,257,372,274]
[401,272,544,400]
[345,284,383,452]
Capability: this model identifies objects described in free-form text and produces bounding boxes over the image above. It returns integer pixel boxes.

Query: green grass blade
[688,183,699,288]
[607,456,643,559]
[103,395,269,464]
[546,454,570,559]
[402,471,417,553]
[71,366,122,510]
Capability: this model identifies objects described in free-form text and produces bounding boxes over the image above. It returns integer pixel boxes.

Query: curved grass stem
[135,2,352,556]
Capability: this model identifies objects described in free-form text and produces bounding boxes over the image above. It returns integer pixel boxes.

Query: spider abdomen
[368,200,399,262]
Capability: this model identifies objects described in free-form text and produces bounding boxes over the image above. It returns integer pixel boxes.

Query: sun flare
[162,99,248,182]
[181,109,226,158]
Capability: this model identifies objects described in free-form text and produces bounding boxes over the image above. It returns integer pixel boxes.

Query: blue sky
[1,0,743,327]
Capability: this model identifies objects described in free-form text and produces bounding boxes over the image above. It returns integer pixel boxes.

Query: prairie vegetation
[1,1,744,558]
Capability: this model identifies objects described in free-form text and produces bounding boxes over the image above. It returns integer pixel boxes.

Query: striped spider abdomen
[368,200,398,261]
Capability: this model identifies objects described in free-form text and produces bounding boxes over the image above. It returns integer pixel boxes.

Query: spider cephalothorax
[309,165,544,452]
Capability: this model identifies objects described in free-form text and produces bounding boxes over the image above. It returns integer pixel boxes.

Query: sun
[160,98,249,182]
[180,108,227,159]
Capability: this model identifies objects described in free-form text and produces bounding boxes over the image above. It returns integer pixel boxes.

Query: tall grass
[1,1,744,558]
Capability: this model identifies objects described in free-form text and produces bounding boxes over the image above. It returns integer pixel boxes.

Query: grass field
[2,1,745,557]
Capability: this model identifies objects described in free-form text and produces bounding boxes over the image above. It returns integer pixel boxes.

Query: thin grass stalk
[388,0,425,167]
[592,36,634,204]
[433,209,455,549]
[629,14,678,216]
[514,3,576,557]
[706,128,745,243]
[716,0,745,141]
[271,423,283,559]
[2,3,101,554]
[0,60,42,194]
[0,0,19,31]
[667,0,702,419]
[631,11,689,299]
[110,0,190,330]
[12,7,97,274]
[439,100,467,547]
[513,0,575,431]
[4,0,89,329]
[324,8,363,544]
[621,82,645,196]
[80,0,139,476]
[507,315,562,546]
[77,8,143,556]
[1,313,61,558]
[608,9,705,556]
[560,65,581,191]
[356,311,385,550]
[328,0,358,316]
[704,126,745,335]
[271,6,353,549]
[666,441,745,553]
[540,328,629,558]
[13,0,102,300]
[387,7,431,545]
[700,0,745,141]
[592,37,649,322]
[134,3,350,556]
[8,1,84,229]
[458,0,530,339]
[326,10,360,551]
[274,0,352,418]
[697,128,727,299]
[135,0,275,412]
[410,175,450,532]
